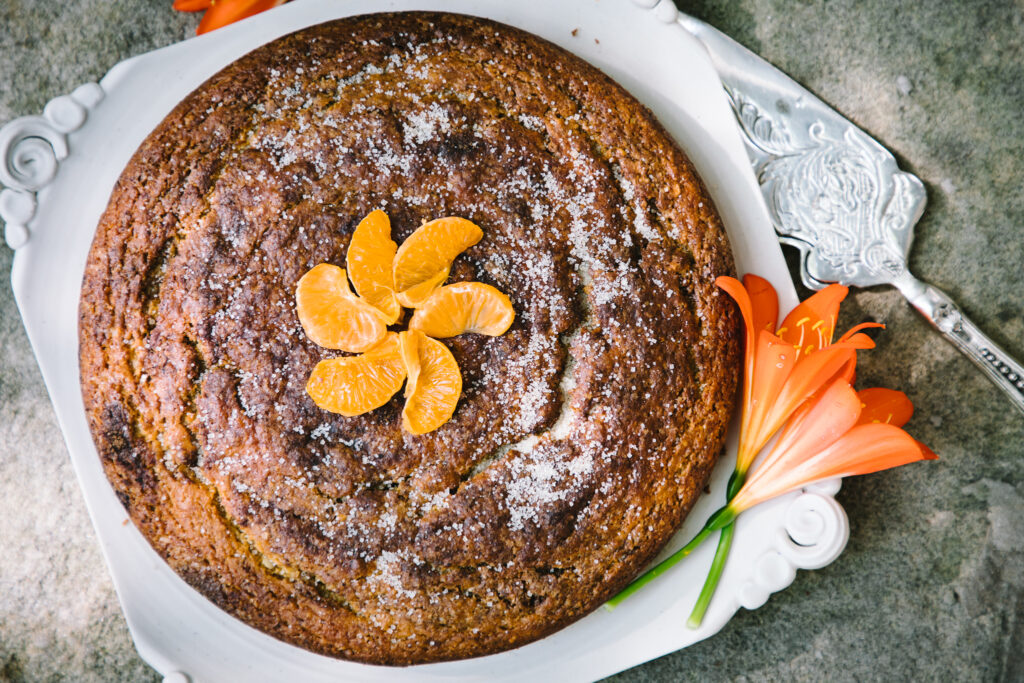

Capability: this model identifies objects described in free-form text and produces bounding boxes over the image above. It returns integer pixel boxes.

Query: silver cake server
[679,13,1024,416]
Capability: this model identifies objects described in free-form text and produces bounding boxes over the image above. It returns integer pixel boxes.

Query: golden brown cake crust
[78,12,739,665]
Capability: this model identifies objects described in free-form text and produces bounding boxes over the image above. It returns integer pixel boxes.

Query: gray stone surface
[0,0,1021,681]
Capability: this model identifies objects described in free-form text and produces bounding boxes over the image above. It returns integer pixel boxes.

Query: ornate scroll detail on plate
[630,0,679,23]
[0,83,104,249]
[725,86,926,291]
[734,484,849,611]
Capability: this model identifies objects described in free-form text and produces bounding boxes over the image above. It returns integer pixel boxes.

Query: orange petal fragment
[400,331,462,435]
[347,210,400,324]
[776,283,848,353]
[306,333,406,416]
[857,387,914,427]
[409,282,515,338]
[173,0,212,11]
[296,263,387,352]
[197,0,286,34]
[393,217,483,307]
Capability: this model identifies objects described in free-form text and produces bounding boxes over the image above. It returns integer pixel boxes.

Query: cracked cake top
[78,12,740,665]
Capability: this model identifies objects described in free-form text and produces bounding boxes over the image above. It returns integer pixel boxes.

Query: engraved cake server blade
[680,13,1024,416]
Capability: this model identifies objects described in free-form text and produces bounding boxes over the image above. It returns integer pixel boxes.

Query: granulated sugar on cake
[78,12,740,665]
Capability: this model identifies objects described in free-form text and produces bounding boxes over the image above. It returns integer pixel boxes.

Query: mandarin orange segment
[409,282,515,338]
[296,263,387,352]
[400,331,462,434]
[306,333,406,416]
[398,330,421,398]
[346,210,401,324]
[395,271,449,309]
[392,217,483,307]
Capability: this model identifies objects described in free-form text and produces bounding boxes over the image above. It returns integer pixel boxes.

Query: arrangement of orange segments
[296,211,514,434]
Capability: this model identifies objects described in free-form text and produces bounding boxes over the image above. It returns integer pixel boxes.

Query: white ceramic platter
[2,0,850,680]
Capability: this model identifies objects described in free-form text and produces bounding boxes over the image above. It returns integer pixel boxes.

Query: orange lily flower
[607,274,933,616]
[173,0,288,35]
[716,275,883,478]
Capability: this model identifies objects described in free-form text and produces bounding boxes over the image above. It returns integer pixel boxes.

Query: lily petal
[742,274,779,336]
[716,276,758,456]
[790,422,937,490]
[736,330,797,469]
[776,283,848,353]
[836,354,858,385]
[857,387,914,427]
[732,423,937,512]
[197,0,286,34]
[715,276,756,360]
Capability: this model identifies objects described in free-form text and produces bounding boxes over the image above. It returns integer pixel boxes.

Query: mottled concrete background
[1,1,1022,681]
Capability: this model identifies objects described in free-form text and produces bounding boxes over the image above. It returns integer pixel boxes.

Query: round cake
[79,12,740,664]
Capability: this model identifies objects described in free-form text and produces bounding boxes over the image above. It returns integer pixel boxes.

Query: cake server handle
[895,272,1024,415]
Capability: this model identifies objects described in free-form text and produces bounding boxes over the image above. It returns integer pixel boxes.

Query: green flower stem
[727,468,747,500]
[605,524,713,610]
[686,520,735,629]
[605,505,737,610]
[603,462,749,615]
[682,468,747,629]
